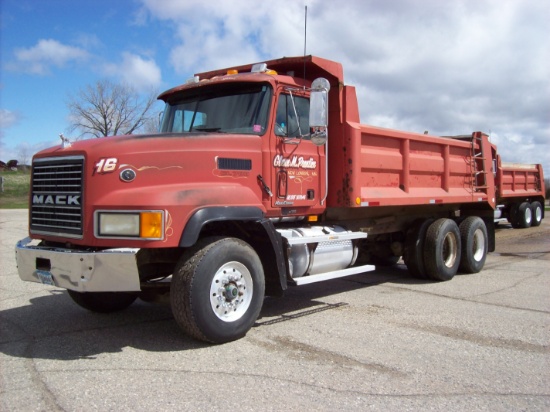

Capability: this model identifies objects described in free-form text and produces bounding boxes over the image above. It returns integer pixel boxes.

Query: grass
[0,170,31,209]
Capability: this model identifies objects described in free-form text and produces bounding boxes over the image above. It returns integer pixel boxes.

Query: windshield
[160,82,272,135]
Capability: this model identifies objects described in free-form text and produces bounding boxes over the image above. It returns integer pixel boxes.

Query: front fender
[180,207,288,292]
[180,206,264,247]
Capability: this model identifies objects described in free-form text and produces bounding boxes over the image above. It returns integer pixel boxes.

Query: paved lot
[1,209,549,411]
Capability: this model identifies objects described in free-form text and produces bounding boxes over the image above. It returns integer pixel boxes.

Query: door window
[274,94,310,138]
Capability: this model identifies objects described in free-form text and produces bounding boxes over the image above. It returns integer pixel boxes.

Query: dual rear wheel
[510,201,543,228]
[405,217,488,281]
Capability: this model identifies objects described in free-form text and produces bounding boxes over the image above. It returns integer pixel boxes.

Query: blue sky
[1,0,549,174]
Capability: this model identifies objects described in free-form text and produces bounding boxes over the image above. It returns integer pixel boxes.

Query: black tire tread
[423,218,461,281]
[509,203,521,228]
[171,237,224,342]
[458,216,488,274]
[403,219,433,279]
[531,201,543,227]
[517,202,532,228]
[171,237,264,344]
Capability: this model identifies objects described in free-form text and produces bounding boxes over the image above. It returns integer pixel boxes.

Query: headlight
[96,211,164,240]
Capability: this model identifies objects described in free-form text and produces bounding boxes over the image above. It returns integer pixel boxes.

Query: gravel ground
[1,210,548,411]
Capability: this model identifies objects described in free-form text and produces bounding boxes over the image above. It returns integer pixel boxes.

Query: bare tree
[67,80,158,138]
[142,111,163,134]
[16,142,32,167]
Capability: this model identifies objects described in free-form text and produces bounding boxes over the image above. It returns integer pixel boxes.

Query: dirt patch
[495,220,550,257]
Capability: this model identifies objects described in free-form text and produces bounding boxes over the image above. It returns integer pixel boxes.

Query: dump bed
[327,123,496,210]
[496,158,545,200]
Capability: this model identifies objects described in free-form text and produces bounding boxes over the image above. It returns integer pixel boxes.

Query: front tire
[459,217,488,274]
[67,290,138,313]
[423,218,461,281]
[171,237,265,344]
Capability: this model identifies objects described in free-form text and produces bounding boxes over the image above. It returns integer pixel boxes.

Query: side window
[275,94,310,138]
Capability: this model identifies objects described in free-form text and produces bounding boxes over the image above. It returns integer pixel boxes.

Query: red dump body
[327,125,495,209]
[496,156,545,202]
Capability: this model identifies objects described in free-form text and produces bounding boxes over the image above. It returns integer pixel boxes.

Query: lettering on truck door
[270,91,323,210]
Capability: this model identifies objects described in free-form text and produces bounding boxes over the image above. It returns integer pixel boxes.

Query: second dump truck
[16,55,545,343]
[494,159,545,228]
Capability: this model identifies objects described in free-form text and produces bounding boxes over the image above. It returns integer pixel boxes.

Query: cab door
[269,91,325,214]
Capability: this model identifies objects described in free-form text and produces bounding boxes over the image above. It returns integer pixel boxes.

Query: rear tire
[516,202,532,228]
[67,290,138,313]
[170,237,265,344]
[510,202,532,228]
[509,203,520,228]
[459,217,488,274]
[531,201,543,227]
[423,218,461,281]
[403,219,433,279]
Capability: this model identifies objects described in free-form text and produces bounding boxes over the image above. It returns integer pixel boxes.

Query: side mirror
[309,78,330,146]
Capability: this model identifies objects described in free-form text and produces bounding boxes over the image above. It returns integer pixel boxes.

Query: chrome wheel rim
[472,228,485,262]
[210,261,253,322]
[442,232,458,268]
[535,206,542,223]
[525,207,532,225]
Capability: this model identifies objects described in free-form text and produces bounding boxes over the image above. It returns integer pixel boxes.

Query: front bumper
[15,237,141,292]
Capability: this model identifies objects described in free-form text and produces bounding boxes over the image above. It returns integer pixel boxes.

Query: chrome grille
[30,156,84,238]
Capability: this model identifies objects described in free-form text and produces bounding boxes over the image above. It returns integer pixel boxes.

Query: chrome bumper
[15,237,141,292]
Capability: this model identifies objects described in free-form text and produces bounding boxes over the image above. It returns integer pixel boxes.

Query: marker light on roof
[250,63,277,75]
[185,75,200,84]
[251,63,267,73]
[227,69,238,75]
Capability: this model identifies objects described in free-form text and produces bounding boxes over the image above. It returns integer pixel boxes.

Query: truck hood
[34,132,252,159]
[32,131,264,205]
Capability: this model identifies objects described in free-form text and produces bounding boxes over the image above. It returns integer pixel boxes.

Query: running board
[289,264,376,286]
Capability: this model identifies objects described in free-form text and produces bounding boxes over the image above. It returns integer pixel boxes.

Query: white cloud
[0,109,21,129]
[0,109,22,152]
[140,0,306,73]
[10,39,89,75]
[103,52,162,90]
[74,33,103,50]
[139,0,550,172]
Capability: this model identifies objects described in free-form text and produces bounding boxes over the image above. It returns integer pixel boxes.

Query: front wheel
[171,237,265,343]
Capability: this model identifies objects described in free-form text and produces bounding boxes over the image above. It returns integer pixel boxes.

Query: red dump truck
[493,157,545,228]
[15,55,544,343]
